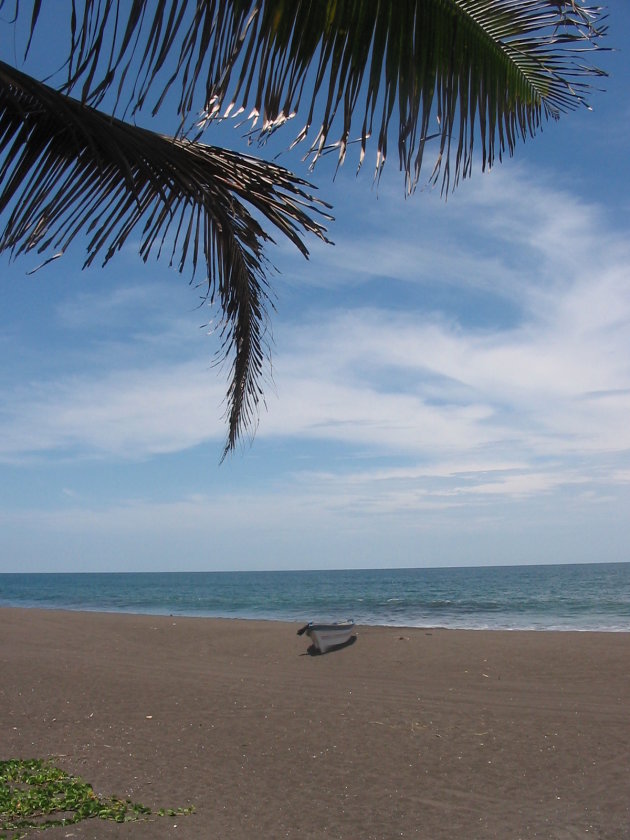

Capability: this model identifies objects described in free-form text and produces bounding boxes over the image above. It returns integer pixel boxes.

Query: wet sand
[2,608,629,839]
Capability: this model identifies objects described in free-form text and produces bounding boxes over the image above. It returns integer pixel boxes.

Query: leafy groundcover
[0,759,193,838]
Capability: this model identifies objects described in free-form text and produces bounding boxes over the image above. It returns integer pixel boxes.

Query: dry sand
[2,608,629,839]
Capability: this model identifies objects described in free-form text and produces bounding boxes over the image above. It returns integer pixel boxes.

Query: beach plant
[0,1,608,456]
[0,759,193,839]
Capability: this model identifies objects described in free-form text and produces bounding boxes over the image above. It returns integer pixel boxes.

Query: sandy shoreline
[2,608,629,839]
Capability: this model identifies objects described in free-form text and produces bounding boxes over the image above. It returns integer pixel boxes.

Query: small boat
[297,619,356,653]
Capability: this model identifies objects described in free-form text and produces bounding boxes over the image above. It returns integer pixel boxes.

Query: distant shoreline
[2,564,628,632]
[1,603,629,633]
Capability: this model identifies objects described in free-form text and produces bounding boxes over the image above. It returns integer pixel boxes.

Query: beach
[2,608,629,839]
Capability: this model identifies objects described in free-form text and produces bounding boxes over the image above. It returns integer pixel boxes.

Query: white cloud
[2,165,630,516]
[0,363,226,461]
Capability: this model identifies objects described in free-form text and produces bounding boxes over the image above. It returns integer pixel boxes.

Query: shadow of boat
[305,634,357,656]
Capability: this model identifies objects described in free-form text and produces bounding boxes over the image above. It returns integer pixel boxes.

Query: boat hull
[305,621,355,653]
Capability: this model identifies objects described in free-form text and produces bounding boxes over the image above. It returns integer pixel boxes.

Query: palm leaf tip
[0,61,333,457]
[197,0,608,193]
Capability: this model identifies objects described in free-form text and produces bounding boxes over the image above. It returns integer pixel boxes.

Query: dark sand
[2,608,629,839]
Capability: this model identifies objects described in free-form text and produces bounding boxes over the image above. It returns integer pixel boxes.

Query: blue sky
[1,4,630,572]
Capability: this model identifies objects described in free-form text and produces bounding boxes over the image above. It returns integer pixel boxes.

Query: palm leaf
[9,0,607,192]
[0,60,332,457]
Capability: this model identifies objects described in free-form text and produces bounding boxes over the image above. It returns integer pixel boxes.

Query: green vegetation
[0,759,193,838]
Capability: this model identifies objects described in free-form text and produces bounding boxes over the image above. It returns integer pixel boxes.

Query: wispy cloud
[2,166,629,516]
[0,363,225,462]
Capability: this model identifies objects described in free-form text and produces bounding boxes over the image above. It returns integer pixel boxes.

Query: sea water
[1,563,629,631]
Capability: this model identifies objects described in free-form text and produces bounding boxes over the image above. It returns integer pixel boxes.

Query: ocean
[1,563,629,631]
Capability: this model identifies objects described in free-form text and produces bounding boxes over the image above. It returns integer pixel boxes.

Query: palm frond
[8,0,608,192]
[0,60,332,457]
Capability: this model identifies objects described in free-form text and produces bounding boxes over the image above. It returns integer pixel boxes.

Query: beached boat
[297,619,356,653]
